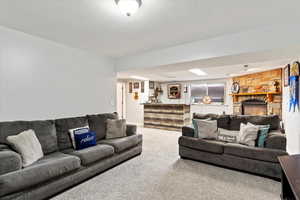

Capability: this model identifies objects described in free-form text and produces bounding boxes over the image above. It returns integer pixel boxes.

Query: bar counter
[143,104,191,131]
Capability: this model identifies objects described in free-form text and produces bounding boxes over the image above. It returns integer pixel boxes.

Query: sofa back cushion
[87,113,118,141]
[0,120,58,155]
[55,116,88,150]
[193,113,230,129]
[228,115,280,131]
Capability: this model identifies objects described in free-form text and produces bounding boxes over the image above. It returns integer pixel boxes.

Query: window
[191,83,225,104]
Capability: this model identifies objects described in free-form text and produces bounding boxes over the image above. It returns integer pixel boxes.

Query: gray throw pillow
[238,123,259,146]
[106,119,127,139]
[193,119,218,140]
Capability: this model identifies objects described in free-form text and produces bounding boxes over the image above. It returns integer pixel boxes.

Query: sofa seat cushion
[63,144,114,166]
[224,143,288,163]
[178,136,225,154]
[98,134,142,153]
[0,152,80,197]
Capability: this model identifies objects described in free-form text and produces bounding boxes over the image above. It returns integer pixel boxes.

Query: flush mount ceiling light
[189,68,207,76]
[115,0,142,16]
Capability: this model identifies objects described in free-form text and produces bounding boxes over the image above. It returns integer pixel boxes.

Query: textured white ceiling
[0,0,300,57]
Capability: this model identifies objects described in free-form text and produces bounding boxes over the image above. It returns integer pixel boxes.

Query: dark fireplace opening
[242,99,267,115]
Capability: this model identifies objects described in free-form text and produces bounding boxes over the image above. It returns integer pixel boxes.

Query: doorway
[117,82,126,119]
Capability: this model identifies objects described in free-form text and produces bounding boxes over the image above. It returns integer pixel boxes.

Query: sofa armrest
[265,131,286,151]
[0,149,22,176]
[126,124,137,136]
[182,126,195,137]
[0,144,9,150]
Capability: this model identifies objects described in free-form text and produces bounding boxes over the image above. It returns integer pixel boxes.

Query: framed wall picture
[167,84,181,99]
[133,82,139,89]
[149,81,155,89]
[284,64,290,87]
[129,82,133,93]
[141,81,145,93]
[291,61,300,76]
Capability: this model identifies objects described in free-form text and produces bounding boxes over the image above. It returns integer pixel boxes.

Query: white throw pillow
[7,129,44,167]
[69,126,90,149]
[238,123,259,146]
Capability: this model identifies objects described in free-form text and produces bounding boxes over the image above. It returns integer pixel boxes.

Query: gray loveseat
[0,113,142,200]
[179,114,287,179]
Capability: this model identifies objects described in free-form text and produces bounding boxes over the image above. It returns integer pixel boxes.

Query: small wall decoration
[168,84,181,99]
[149,81,155,89]
[283,64,290,87]
[202,95,212,104]
[133,92,139,100]
[289,61,299,112]
[184,85,188,93]
[129,82,133,93]
[231,82,240,94]
[291,61,300,76]
[133,82,139,89]
[141,81,144,93]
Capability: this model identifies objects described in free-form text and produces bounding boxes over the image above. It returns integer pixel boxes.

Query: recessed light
[130,75,149,80]
[189,68,207,76]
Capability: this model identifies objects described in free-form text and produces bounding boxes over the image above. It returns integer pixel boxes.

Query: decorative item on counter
[141,81,144,93]
[283,64,290,87]
[129,82,133,93]
[202,95,212,104]
[133,82,139,89]
[231,82,240,94]
[133,92,139,100]
[271,79,280,93]
[167,84,181,99]
[289,61,299,112]
[149,81,155,89]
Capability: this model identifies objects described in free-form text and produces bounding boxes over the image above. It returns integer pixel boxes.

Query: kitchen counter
[143,104,191,131]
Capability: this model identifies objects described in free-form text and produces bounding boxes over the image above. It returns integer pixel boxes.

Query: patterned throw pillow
[192,119,218,140]
[217,128,239,143]
[74,131,96,150]
[69,126,90,149]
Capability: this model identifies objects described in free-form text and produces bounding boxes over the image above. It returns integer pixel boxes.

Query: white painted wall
[282,80,300,154]
[0,26,116,121]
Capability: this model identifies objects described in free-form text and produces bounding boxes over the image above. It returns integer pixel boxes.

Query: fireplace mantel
[231,91,281,103]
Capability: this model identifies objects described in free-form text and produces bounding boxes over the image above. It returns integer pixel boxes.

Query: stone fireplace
[232,68,282,117]
[241,99,267,115]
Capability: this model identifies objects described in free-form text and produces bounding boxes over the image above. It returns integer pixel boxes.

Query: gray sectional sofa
[0,113,142,200]
[179,114,287,179]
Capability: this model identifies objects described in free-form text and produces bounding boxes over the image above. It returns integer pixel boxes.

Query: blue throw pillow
[74,131,96,150]
[256,125,270,148]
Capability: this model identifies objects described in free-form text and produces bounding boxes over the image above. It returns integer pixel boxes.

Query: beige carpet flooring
[52,127,281,200]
